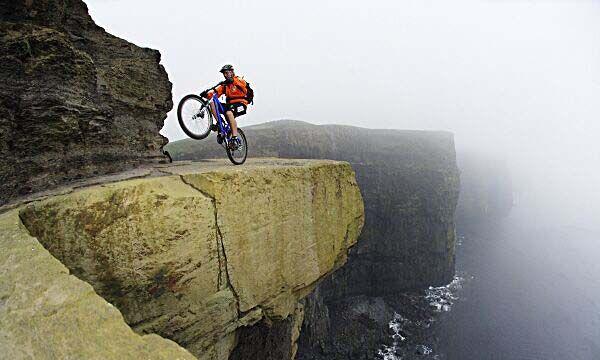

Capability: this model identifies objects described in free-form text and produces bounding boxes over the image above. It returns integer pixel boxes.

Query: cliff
[0,159,365,360]
[167,120,460,293]
[456,151,513,228]
[166,120,460,358]
[0,0,172,204]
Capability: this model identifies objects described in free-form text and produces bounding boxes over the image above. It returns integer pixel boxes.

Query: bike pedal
[227,141,238,150]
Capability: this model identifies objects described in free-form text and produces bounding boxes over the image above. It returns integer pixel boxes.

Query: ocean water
[378,206,600,359]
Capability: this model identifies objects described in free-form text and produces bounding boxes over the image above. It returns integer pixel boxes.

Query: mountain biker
[201,64,253,149]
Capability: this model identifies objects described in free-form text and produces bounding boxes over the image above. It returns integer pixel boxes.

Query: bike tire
[177,94,212,140]
[226,128,248,165]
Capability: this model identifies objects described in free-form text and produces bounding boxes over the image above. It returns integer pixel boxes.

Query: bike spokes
[225,128,248,165]
[177,95,212,139]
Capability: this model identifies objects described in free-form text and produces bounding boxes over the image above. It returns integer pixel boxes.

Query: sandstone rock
[0,0,172,204]
[0,209,195,360]
[2,159,364,359]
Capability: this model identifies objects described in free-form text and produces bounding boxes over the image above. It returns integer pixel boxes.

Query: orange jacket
[207,76,249,105]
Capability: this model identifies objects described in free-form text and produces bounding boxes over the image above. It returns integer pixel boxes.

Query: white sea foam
[377,313,408,359]
[416,344,433,355]
[425,276,464,313]
[377,275,469,359]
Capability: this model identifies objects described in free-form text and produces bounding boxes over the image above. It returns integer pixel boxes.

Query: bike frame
[210,93,232,146]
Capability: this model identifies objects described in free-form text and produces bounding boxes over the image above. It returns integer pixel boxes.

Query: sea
[377,204,600,360]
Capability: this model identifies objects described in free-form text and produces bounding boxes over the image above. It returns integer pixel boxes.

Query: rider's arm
[205,84,224,99]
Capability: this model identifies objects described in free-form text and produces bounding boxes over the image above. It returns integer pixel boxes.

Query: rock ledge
[0,159,364,359]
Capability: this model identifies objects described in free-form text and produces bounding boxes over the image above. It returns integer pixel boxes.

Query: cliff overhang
[0,159,365,359]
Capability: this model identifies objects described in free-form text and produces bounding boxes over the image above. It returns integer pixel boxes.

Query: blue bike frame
[211,93,231,145]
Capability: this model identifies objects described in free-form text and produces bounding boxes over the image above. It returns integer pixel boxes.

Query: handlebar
[200,86,220,100]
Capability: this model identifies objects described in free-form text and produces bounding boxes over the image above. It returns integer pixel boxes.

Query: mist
[86,0,600,229]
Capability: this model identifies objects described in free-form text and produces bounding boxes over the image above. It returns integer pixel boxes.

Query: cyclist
[201,64,253,149]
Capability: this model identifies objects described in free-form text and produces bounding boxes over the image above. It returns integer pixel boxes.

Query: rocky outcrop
[166,120,460,359]
[0,0,172,204]
[0,159,364,359]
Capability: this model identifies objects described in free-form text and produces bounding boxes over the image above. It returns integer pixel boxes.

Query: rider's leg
[225,111,238,137]
[209,101,218,119]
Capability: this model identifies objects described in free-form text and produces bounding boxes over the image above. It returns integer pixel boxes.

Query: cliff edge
[0,159,365,360]
[167,120,460,293]
[166,120,460,358]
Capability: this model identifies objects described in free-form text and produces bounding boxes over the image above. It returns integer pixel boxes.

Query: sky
[87,0,600,228]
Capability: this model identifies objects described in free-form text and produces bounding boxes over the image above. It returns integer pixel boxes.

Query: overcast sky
[87,0,599,227]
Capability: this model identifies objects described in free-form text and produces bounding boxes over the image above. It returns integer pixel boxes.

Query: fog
[87,0,600,229]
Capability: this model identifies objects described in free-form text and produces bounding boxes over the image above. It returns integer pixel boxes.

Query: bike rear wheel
[226,128,248,165]
[177,94,212,139]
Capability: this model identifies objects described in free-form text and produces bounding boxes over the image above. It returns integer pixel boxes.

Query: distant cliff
[0,0,172,203]
[0,159,364,360]
[166,120,461,358]
[456,151,513,228]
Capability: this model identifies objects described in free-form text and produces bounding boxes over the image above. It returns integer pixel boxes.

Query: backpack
[218,78,254,105]
[245,82,254,105]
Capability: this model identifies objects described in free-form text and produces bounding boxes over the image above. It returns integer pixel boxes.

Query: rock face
[0,159,364,359]
[0,0,172,204]
[0,209,195,360]
[165,120,460,359]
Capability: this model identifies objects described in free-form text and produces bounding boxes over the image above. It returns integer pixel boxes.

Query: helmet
[220,64,234,73]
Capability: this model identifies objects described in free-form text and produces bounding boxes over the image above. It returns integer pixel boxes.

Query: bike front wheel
[177,94,212,139]
[226,128,248,165]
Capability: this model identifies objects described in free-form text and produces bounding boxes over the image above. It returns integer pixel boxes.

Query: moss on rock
[1,159,364,359]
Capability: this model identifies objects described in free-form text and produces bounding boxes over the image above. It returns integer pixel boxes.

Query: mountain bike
[177,92,248,165]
